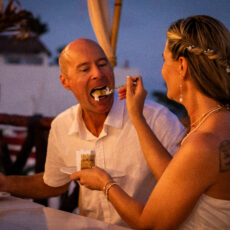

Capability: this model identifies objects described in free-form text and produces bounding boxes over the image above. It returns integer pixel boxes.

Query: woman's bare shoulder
[179,131,230,173]
[181,131,219,156]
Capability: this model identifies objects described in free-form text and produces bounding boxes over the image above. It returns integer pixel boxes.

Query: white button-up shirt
[44,95,186,227]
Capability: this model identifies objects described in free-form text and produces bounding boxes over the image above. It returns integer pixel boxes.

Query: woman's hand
[70,167,112,191]
[126,76,147,124]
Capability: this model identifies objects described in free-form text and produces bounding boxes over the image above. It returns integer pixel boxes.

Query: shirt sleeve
[43,123,71,187]
[145,104,186,155]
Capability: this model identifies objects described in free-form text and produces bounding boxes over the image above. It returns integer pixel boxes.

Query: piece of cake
[81,153,95,169]
[76,149,95,170]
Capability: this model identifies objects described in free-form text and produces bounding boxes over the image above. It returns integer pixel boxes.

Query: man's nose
[91,64,103,79]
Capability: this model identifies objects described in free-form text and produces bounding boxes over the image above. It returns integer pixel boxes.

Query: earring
[179,82,183,103]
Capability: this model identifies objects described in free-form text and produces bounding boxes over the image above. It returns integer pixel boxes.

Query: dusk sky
[19,0,230,97]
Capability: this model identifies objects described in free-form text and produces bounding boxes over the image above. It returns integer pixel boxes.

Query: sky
[19,0,230,97]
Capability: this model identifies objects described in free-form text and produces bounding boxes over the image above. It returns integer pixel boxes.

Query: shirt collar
[104,94,124,129]
[67,104,84,135]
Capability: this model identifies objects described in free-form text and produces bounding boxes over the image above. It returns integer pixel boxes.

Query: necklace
[190,105,222,128]
[181,105,223,145]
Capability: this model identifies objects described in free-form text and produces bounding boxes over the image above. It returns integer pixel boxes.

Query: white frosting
[92,86,113,101]
[94,95,99,101]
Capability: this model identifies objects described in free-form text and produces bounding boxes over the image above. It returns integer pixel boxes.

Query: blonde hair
[167,15,230,105]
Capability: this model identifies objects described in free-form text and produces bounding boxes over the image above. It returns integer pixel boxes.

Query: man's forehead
[69,51,107,66]
[67,43,106,61]
[70,40,104,54]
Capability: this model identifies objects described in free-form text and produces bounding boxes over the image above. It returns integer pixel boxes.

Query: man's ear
[60,74,71,90]
[178,56,189,80]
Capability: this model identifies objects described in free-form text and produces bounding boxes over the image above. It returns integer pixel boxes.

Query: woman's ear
[178,56,189,80]
[60,74,71,90]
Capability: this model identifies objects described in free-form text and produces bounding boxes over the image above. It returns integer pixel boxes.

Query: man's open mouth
[90,86,113,101]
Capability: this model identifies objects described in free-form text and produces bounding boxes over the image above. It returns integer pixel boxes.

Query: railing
[0,113,78,211]
[0,113,53,175]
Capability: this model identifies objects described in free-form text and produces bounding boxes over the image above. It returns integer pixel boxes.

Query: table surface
[0,195,131,230]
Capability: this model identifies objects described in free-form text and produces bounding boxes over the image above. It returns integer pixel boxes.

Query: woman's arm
[125,76,173,179]
[137,134,218,229]
[70,167,145,229]
[71,135,218,229]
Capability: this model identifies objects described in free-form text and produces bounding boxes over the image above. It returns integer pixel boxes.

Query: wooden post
[110,0,122,67]
[0,0,4,14]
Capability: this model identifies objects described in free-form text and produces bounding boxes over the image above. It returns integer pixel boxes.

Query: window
[4,56,21,64]
[4,55,44,65]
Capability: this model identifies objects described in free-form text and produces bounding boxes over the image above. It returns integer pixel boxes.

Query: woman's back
[182,107,230,199]
[201,109,230,199]
[178,108,230,229]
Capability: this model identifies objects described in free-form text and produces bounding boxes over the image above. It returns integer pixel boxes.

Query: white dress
[179,194,230,230]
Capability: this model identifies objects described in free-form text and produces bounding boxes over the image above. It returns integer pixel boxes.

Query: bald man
[0,38,186,227]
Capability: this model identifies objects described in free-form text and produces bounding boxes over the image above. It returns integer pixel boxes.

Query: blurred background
[1,0,230,117]
[19,0,230,92]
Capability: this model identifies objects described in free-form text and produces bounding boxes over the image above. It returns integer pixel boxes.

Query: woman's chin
[167,94,179,103]
[166,93,173,101]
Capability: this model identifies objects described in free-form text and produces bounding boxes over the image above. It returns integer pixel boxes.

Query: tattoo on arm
[219,140,230,172]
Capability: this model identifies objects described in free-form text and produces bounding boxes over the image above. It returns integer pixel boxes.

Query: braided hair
[167,15,230,106]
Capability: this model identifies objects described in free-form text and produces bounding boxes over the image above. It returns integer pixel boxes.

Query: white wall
[0,64,139,117]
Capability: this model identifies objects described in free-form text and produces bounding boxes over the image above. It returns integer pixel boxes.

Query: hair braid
[167,15,230,105]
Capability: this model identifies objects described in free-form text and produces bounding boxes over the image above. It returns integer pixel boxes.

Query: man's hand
[0,173,7,192]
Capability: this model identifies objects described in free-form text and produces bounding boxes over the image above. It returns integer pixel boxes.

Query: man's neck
[82,110,108,137]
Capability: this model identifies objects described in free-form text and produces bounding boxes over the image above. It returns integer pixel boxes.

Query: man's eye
[98,61,107,67]
[80,67,89,72]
